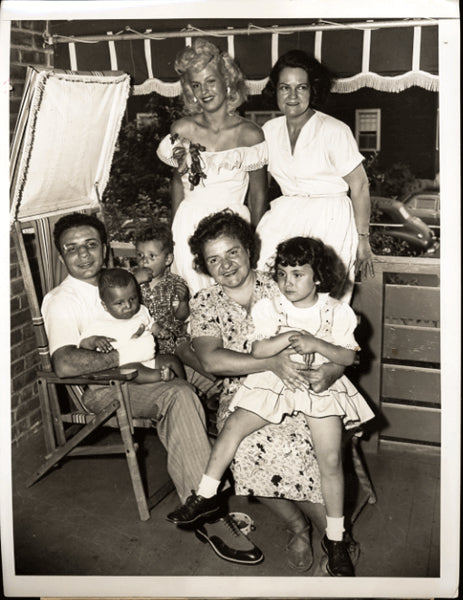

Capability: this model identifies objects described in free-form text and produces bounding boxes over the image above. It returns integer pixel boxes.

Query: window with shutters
[355,109,381,151]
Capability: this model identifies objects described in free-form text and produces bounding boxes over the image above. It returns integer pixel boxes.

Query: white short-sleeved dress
[157,135,268,294]
[229,292,375,428]
[256,112,364,302]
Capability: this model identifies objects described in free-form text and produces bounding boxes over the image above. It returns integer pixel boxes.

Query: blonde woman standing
[157,38,268,294]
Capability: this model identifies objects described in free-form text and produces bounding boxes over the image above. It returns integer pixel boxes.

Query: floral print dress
[190,271,323,502]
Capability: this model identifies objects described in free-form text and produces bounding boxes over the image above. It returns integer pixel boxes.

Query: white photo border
[1,1,460,598]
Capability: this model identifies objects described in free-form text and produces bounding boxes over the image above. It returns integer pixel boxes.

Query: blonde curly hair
[175,38,248,115]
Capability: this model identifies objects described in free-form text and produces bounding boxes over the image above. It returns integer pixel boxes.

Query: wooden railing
[351,255,440,453]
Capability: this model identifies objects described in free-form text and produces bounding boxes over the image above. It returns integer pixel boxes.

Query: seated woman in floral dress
[173,210,358,575]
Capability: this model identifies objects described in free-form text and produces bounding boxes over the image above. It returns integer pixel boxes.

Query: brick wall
[10,20,53,445]
[9,20,52,136]
[10,237,43,443]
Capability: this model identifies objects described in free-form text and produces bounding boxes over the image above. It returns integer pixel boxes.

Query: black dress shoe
[321,534,355,576]
[195,514,264,565]
[166,491,221,525]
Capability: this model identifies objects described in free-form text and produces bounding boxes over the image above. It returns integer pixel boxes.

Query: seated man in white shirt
[41,212,263,565]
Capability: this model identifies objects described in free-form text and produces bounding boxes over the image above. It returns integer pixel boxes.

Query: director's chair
[10,66,174,521]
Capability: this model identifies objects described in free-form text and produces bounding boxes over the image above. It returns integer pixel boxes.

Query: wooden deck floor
[9,426,440,584]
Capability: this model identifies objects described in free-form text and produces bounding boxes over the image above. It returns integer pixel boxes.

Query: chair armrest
[37,368,139,385]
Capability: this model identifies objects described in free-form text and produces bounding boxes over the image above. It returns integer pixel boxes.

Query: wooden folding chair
[10,67,174,521]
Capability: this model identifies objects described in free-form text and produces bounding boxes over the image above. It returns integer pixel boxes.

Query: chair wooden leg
[37,378,57,454]
[26,399,120,487]
[120,379,134,434]
[113,382,150,521]
[47,381,68,447]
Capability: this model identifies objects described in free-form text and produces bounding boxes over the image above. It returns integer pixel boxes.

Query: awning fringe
[332,71,439,94]
[132,71,439,96]
[133,78,182,97]
[245,77,270,95]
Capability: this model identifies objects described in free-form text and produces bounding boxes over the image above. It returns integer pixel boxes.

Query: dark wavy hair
[98,268,138,302]
[175,38,248,115]
[135,223,174,254]
[265,49,333,110]
[274,236,347,298]
[189,209,260,276]
[53,212,108,255]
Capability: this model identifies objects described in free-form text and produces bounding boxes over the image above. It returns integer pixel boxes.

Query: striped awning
[48,18,439,96]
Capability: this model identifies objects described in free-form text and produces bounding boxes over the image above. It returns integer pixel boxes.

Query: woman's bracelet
[358,232,370,238]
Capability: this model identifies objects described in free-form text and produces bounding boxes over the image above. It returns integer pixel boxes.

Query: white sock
[326,516,345,541]
[197,474,220,498]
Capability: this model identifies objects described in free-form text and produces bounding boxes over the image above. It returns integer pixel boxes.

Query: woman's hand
[355,237,375,280]
[307,362,344,393]
[344,164,375,281]
[288,331,318,354]
[268,349,311,392]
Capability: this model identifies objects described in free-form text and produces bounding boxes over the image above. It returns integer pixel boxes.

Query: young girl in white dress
[167,235,375,576]
[156,38,268,294]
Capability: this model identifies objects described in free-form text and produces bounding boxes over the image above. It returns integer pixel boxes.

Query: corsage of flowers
[170,133,207,190]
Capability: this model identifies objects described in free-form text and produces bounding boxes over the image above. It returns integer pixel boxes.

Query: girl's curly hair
[264,49,333,110]
[189,209,260,276]
[175,38,248,115]
[274,236,347,299]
